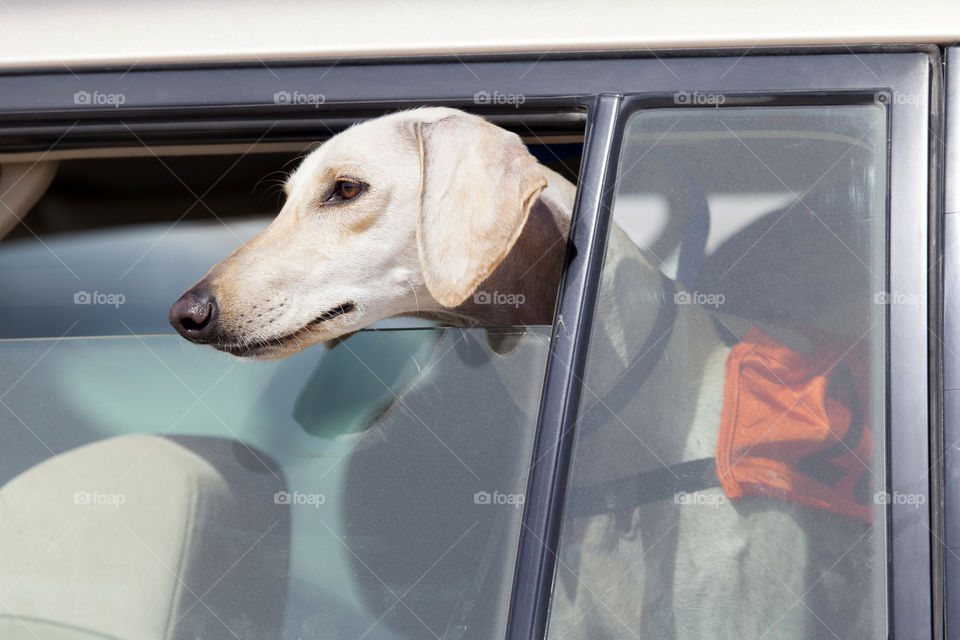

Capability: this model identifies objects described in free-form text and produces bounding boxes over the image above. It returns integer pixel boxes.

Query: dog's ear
[414,112,547,308]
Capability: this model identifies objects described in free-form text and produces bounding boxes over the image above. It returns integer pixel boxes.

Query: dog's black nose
[169,287,218,342]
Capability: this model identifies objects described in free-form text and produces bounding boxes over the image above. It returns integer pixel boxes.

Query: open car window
[0,134,580,639]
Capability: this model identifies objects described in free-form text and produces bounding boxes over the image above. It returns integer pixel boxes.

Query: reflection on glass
[0,327,549,640]
[548,106,887,639]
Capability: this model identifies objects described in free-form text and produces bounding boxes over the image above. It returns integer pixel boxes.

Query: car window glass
[547,105,888,639]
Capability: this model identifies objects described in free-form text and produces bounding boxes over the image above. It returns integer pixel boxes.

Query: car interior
[0,130,574,639]
[0,103,888,639]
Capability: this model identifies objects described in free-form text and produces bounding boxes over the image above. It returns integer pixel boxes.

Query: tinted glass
[0,328,548,640]
[548,106,888,639]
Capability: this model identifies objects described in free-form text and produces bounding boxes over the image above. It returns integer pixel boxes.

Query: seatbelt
[568,164,719,517]
[576,271,679,437]
[570,272,722,517]
[565,457,719,518]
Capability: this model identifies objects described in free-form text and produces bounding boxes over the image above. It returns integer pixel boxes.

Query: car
[0,3,955,639]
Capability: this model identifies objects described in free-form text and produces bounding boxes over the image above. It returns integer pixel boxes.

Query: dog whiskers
[405,277,421,315]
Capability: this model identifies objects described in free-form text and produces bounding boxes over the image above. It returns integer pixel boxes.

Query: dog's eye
[327,179,365,203]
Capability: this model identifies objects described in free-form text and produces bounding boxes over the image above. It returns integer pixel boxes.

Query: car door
[942,44,960,640]
[0,49,944,640]
[513,51,941,640]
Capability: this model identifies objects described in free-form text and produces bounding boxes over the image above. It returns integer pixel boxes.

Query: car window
[547,105,888,639]
[0,140,577,639]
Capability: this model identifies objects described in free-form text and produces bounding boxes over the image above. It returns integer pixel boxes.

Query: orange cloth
[716,326,873,523]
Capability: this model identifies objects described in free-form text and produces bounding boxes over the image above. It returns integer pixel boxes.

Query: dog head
[169,107,547,358]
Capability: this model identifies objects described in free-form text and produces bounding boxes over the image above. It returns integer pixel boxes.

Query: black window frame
[0,47,942,640]
[517,50,942,640]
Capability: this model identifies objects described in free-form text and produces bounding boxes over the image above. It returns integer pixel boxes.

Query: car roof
[0,0,958,70]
